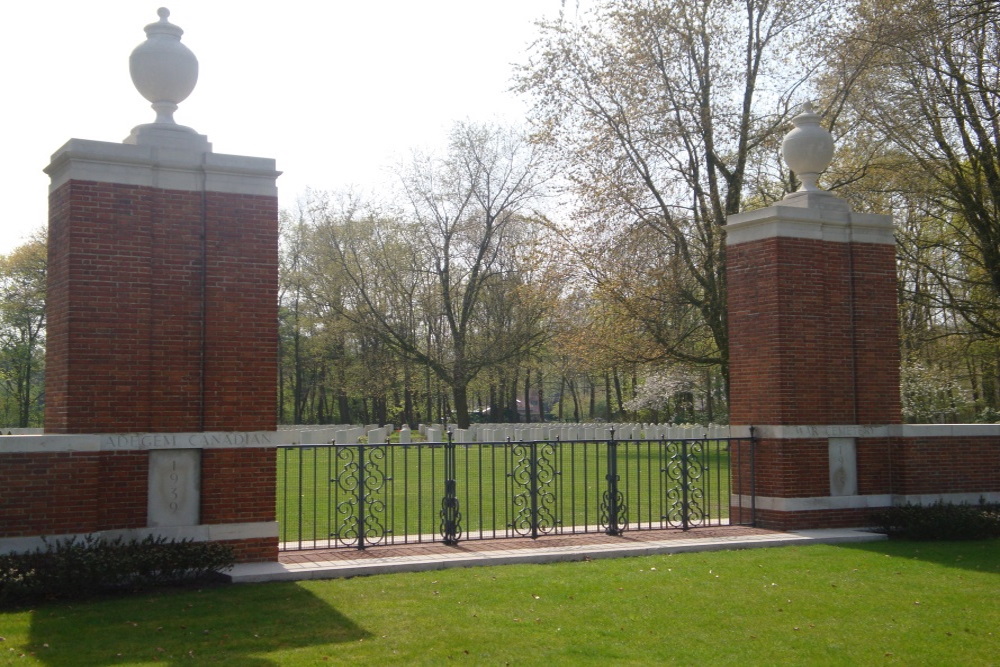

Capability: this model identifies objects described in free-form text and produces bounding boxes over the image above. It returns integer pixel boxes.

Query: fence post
[440,429,462,544]
[749,426,757,526]
[355,443,367,550]
[529,441,539,539]
[604,427,624,536]
[680,439,690,531]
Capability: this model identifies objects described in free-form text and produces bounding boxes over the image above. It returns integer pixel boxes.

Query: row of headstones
[429,423,734,443]
[279,424,393,445]
[281,422,735,445]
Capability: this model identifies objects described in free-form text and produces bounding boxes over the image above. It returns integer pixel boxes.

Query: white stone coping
[45,138,280,197]
[749,424,1000,439]
[0,521,278,556]
[4,424,995,453]
[736,492,1000,513]
[0,431,278,454]
[726,202,894,246]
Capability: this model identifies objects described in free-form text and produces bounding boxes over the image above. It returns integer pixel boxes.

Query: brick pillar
[726,189,900,529]
[39,127,280,561]
[0,9,281,563]
[44,138,278,433]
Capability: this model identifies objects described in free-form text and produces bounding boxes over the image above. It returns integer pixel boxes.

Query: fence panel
[277,432,755,551]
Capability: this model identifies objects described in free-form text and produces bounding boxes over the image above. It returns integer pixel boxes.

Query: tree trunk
[604,371,612,421]
[537,369,545,423]
[588,377,596,420]
[705,367,714,423]
[569,379,580,422]
[613,368,624,421]
[524,367,532,423]
[453,383,471,429]
[509,367,521,423]
[558,375,566,421]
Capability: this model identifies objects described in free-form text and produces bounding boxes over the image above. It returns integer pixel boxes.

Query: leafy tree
[303,123,552,428]
[0,234,47,427]
[517,0,835,393]
[827,0,1000,337]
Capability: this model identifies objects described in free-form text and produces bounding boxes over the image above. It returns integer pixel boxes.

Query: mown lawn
[2,540,997,665]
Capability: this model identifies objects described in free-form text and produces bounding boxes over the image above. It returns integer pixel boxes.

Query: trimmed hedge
[0,535,234,607]
[872,500,1000,540]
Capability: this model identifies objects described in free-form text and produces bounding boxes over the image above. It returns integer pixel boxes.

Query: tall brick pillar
[727,104,900,529]
[32,9,280,561]
[45,142,279,433]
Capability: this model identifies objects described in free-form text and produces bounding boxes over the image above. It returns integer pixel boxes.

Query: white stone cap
[747,424,1000,439]
[0,431,279,454]
[727,101,895,244]
[46,138,280,197]
[725,203,894,246]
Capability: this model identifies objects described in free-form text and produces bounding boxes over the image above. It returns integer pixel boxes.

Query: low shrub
[872,500,1000,540]
[0,535,234,607]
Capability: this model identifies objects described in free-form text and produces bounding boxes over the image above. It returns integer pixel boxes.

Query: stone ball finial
[129,7,199,125]
[781,102,834,192]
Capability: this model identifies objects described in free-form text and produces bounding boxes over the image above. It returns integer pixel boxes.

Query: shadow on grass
[22,581,369,665]
[834,538,1000,575]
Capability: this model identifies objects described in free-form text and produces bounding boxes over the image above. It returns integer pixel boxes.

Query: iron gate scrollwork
[663,439,706,529]
[601,435,628,535]
[439,435,462,544]
[332,443,389,549]
[278,432,755,552]
[509,441,558,537]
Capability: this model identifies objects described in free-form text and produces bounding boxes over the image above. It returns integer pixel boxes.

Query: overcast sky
[2,0,585,255]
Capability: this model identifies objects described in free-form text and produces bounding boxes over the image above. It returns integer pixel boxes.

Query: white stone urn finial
[781,101,834,193]
[129,7,199,125]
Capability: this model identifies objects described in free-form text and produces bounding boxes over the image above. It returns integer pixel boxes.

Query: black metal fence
[277,431,756,551]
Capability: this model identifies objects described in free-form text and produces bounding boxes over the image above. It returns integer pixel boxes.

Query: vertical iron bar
[441,429,460,544]
[583,440,589,530]
[387,436,395,545]
[605,430,622,536]
[477,443,484,539]
[403,442,410,544]
[681,439,690,531]
[505,438,512,538]
[280,448,288,548]
[556,438,563,534]
[417,441,424,542]
[357,443,366,550]
[750,426,757,526]
[297,447,304,550]
[326,445,333,548]
[311,447,318,546]
[530,441,539,539]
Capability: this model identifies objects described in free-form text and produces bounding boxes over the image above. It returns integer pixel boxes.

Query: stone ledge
[748,424,1000,439]
[45,138,280,196]
[725,203,894,246]
[0,431,278,453]
[736,491,1000,513]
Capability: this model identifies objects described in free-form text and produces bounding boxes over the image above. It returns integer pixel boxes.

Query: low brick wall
[0,433,278,563]
[732,426,1000,531]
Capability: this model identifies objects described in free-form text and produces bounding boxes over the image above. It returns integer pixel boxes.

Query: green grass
[276,440,735,546]
[3,540,998,665]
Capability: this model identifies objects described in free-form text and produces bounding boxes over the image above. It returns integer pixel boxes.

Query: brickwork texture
[45,180,278,433]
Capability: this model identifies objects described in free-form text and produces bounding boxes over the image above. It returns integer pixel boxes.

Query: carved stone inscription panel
[148,449,201,527]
